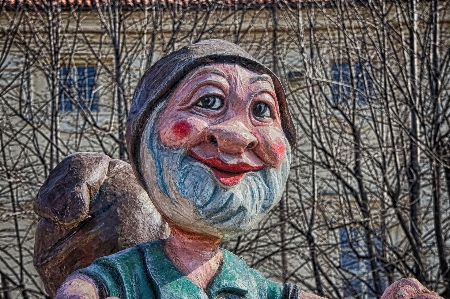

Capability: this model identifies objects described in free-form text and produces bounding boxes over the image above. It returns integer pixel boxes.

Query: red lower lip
[189,152,264,186]
[209,169,246,186]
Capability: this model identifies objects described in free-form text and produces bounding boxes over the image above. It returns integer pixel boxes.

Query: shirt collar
[207,248,252,298]
[142,241,250,298]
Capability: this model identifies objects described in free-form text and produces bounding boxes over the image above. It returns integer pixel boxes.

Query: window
[331,62,374,105]
[59,66,98,112]
[340,228,364,298]
[339,228,387,299]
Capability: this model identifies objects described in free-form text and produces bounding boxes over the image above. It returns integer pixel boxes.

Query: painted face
[139,63,291,240]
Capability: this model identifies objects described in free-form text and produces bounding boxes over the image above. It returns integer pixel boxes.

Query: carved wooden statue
[33,40,442,299]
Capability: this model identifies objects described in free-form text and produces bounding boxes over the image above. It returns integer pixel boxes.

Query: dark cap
[126,39,296,183]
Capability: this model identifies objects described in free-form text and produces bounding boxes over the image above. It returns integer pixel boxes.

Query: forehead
[179,63,275,91]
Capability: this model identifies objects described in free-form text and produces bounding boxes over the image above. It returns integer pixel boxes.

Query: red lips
[189,151,264,186]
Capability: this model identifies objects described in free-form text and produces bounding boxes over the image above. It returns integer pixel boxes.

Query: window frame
[331,62,375,106]
[58,65,99,113]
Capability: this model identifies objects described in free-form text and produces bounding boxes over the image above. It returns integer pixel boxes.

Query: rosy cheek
[159,120,193,148]
[273,140,286,158]
[254,133,287,169]
[172,120,192,139]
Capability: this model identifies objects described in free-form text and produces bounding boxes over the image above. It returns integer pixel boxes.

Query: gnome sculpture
[34,40,442,299]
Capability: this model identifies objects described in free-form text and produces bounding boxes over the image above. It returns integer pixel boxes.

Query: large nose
[207,120,258,155]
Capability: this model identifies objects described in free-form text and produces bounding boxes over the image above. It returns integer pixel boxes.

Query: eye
[195,95,224,111]
[252,101,272,118]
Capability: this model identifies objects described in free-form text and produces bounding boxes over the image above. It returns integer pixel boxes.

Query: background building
[1,0,450,298]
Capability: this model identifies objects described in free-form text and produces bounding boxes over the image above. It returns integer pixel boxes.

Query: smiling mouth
[188,151,264,186]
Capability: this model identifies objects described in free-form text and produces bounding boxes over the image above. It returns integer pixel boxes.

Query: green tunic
[76,240,299,299]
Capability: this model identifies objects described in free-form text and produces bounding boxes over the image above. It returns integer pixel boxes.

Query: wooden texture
[34,152,168,297]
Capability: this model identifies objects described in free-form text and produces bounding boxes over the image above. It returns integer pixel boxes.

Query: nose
[207,120,258,154]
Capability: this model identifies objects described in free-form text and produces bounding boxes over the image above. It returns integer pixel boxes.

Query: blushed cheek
[172,120,192,139]
[273,140,286,158]
[269,139,287,167]
[255,129,287,168]
[159,118,210,149]
[159,120,193,147]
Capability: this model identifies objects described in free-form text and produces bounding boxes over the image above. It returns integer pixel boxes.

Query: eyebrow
[250,74,274,88]
[189,66,227,79]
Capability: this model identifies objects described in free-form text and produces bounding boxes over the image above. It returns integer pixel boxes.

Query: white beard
[138,104,291,241]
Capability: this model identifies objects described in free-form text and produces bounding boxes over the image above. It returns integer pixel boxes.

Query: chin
[138,112,291,241]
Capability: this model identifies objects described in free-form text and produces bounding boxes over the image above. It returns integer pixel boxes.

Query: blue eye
[252,102,272,118]
[196,95,224,110]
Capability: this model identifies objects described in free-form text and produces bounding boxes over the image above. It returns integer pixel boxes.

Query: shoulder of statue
[74,240,163,299]
[85,239,162,267]
[220,248,247,265]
